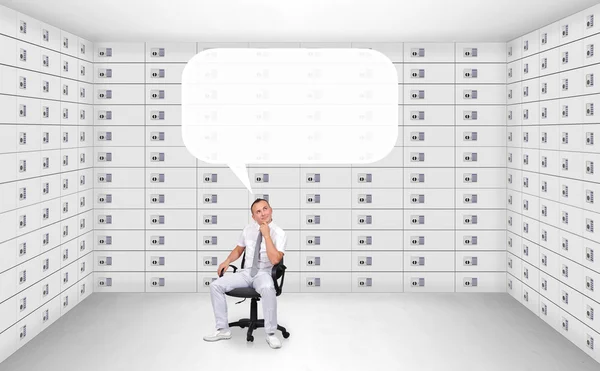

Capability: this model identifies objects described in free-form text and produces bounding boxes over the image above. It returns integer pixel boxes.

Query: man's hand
[259,221,270,237]
[217,261,229,276]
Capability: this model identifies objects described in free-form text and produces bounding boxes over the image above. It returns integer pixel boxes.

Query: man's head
[251,198,272,224]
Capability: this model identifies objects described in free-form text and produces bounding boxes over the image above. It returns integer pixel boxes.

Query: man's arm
[265,235,283,265]
[224,245,245,264]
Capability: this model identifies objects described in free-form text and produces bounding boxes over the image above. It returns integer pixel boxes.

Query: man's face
[252,201,272,224]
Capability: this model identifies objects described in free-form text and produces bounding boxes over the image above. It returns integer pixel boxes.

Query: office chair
[218,250,290,342]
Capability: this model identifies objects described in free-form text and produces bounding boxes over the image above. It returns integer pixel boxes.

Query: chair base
[228,298,290,342]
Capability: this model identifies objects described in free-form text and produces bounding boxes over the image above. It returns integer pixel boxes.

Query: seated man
[203,198,287,349]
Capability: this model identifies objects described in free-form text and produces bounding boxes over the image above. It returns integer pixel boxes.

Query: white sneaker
[266,333,282,349]
[203,329,232,342]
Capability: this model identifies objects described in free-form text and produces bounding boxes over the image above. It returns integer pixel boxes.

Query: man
[203,198,287,349]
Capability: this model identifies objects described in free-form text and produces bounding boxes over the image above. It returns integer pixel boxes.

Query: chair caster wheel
[247,335,254,342]
[282,331,290,339]
[240,325,246,328]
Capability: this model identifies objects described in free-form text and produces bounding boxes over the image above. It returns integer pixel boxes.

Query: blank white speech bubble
[181,48,398,193]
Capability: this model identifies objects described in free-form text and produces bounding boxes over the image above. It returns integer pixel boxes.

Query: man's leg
[251,271,278,335]
[209,270,251,331]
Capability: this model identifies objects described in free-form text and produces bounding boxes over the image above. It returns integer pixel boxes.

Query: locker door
[403,43,454,62]
[507,60,522,84]
[60,29,77,57]
[584,209,600,244]
[583,64,600,95]
[522,30,540,57]
[507,82,521,105]
[522,54,540,80]
[145,42,197,62]
[559,69,584,98]
[16,69,41,99]
[560,124,584,152]
[406,63,453,83]
[521,78,539,103]
[522,102,540,126]
[558,39,584,72]
[145,64,186,84]
[15,12,40,45]
[94,42,145,63]
[584,33,600,66]
[79,37,93,62]
[16,41,40,72]
[94,64,145,84]
[38,22,60,52]
[558,10,585,45]
[506,37,522,63]
[60,54,78,81]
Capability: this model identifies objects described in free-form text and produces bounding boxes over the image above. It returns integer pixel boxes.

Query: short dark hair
[251,198,270,213]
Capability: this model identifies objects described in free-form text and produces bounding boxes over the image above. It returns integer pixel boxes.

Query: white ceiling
[1,0,599,42]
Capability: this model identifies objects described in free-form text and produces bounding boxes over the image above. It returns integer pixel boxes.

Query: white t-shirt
[237,219,286,271]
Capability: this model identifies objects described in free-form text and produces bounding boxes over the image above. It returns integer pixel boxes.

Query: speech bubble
[181,48,398,193]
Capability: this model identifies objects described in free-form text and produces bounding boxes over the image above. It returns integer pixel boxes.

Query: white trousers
[209,268,278,334]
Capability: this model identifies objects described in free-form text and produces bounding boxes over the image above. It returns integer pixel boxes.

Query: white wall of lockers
[505,5,600,361]
[1,1,600,366]
[0,3,96,365]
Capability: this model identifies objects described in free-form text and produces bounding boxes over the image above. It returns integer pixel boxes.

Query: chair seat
[226,287,261,298]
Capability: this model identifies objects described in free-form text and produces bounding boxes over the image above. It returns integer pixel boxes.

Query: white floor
[1,292,599,371]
